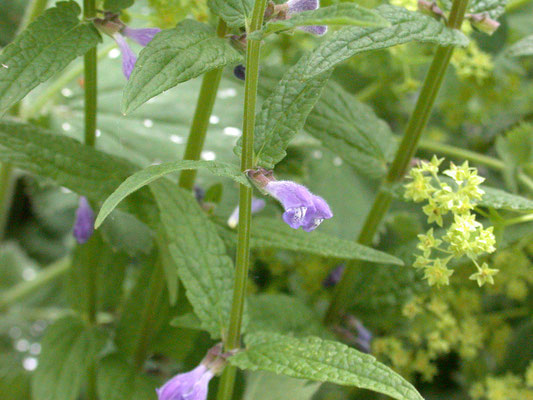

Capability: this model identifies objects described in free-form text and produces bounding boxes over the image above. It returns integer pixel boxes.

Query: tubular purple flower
[287,0,327,35]
[157,364,213,400]
[73,196,94,244]
[122,27,161,46]
[113,33,137,79]
[228,198,266,228]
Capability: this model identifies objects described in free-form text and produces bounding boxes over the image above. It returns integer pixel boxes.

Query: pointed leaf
[230,333,424,400]
[208,0,254,28]
[122,19,242,114]
[507,35,533,57]
[0,1,100,115]
[95,160,249,228]
[478,186,533,211]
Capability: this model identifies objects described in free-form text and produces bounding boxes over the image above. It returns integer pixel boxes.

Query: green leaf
[32,316,107,400]
[507,35,533,57]
[151,181,238,339]
[207,0,254,28]
[247,218,404,265]
[238,61,331,168]
[300,5,468,80]
[243,371,321,400]
[0,119,155,224]
[468,0,507,18]
[306,81,396,178]
[230,333,424,400]
[250,3,389,39]
[95,160,249,228]
[156,226,179,306]
[0,1,100,116]
[103,0,134,12]
[100,210,154,256]
[122,19,242,114]
[97,354,157,400]
[478,186,533,211]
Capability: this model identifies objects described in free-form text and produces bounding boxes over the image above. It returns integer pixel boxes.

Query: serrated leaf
[103,0,134,12]
[151,181,238,339]
[300,5,468,80]
[478,186,533,211]
[97,354,157,400]
[250,4,389,39]
[507,35,533,57]
[0,1,100,116]
[122,19,242,114]
[230,333,424,400]
[248,217,404,265]
[0,119,155,224]
[95,160,249,228]
[237,60,331,168]
[32,316,107,400]
[208,0,254,28]
[306,81,396,178]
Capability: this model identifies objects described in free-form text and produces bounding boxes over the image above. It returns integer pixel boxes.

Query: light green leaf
[507,35,533,57]
[478,186,533,211]
[467,0,507,18]
[230,333,424,400]
[151,181,238,339]
[103,0,134,12]
[0,1,100,116]
[250,3,389,39]
[0,119,155,224]
[97,354,157,400]
[32,317,107,400]
[122,19,242,114]
[95,160,248,228]
[237,60,331,168]
[300,5,468,80]
[207,0,254,28]
[306,81,396,178]
[244,371,321,400]
[248,218,404,265]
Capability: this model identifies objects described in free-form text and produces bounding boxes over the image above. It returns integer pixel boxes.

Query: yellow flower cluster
[404,157,497,286]
[470,372,533,400]
[451,41,494,84]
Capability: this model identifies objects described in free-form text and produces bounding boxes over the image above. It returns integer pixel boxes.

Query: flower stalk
[216,1,268,399]
[325,0,470,325]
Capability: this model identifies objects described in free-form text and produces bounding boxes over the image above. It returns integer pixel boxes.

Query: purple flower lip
[156,364,213,400]
[73,196,94,244]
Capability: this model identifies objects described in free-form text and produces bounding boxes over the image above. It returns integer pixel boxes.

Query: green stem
[503,213,533,226]
[178,20,228,190]
[0,257,71,310]
[325,0,469,325]
[216,2,267,400]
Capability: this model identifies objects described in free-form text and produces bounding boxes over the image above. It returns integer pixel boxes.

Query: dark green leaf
[243,371,321,400]
[103,0,134,12]
[207,0,254,28]
[478,186,533,211]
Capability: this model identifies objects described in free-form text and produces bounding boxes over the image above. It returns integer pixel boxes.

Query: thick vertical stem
[216,2,267,400]
[178,20,228,190]
[325,0,469,325]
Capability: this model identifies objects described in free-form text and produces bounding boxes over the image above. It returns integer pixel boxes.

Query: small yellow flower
[424,259,454,287]
[469,262,499,286]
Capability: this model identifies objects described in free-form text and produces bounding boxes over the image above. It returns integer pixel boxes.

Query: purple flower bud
[156,364,213,400]
[233,64,246,81]
[122,27,161,46]
[73,196,94,244]
[228,198,266,228]
[286,0,327,35]
[113,33,137,79]
[323,264,346,287]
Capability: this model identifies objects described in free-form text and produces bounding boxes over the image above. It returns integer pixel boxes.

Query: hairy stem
[216,2,268,400]
[325,0,469,324]
[178,19,228,190]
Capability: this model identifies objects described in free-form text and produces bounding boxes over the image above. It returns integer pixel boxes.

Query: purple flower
[73,196,94,244]
[323,264,346,288]
[114,27,160,79]
[287,0,327,35]
[156,364,213,400]
[122,27,161,46]
[228,198,266,228]
[233,64,246,81]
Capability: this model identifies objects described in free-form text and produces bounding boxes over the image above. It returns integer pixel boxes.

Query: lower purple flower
[73,196,94,244]
[156,364,213,400]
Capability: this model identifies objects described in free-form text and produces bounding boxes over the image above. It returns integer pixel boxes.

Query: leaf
[0,1,100,116]
[247,218,404,265]
[207,0,254,28]
[306,81,396,178]
[507,35,533,57]
[97,354,157,400]
[0,119,155,224]
[95,160,249,228]
[478,186,533,211]
[250,3,389,39]
[32,316,107,400]
[100,210,154,256]
[468,0,507,18]
[230,333,424,400]
[151,181,238,339]
[300,5,469,80]
[103,0,134,12]
[122,19,242,114]
[244,371,321,400]
[237,60,331,168]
